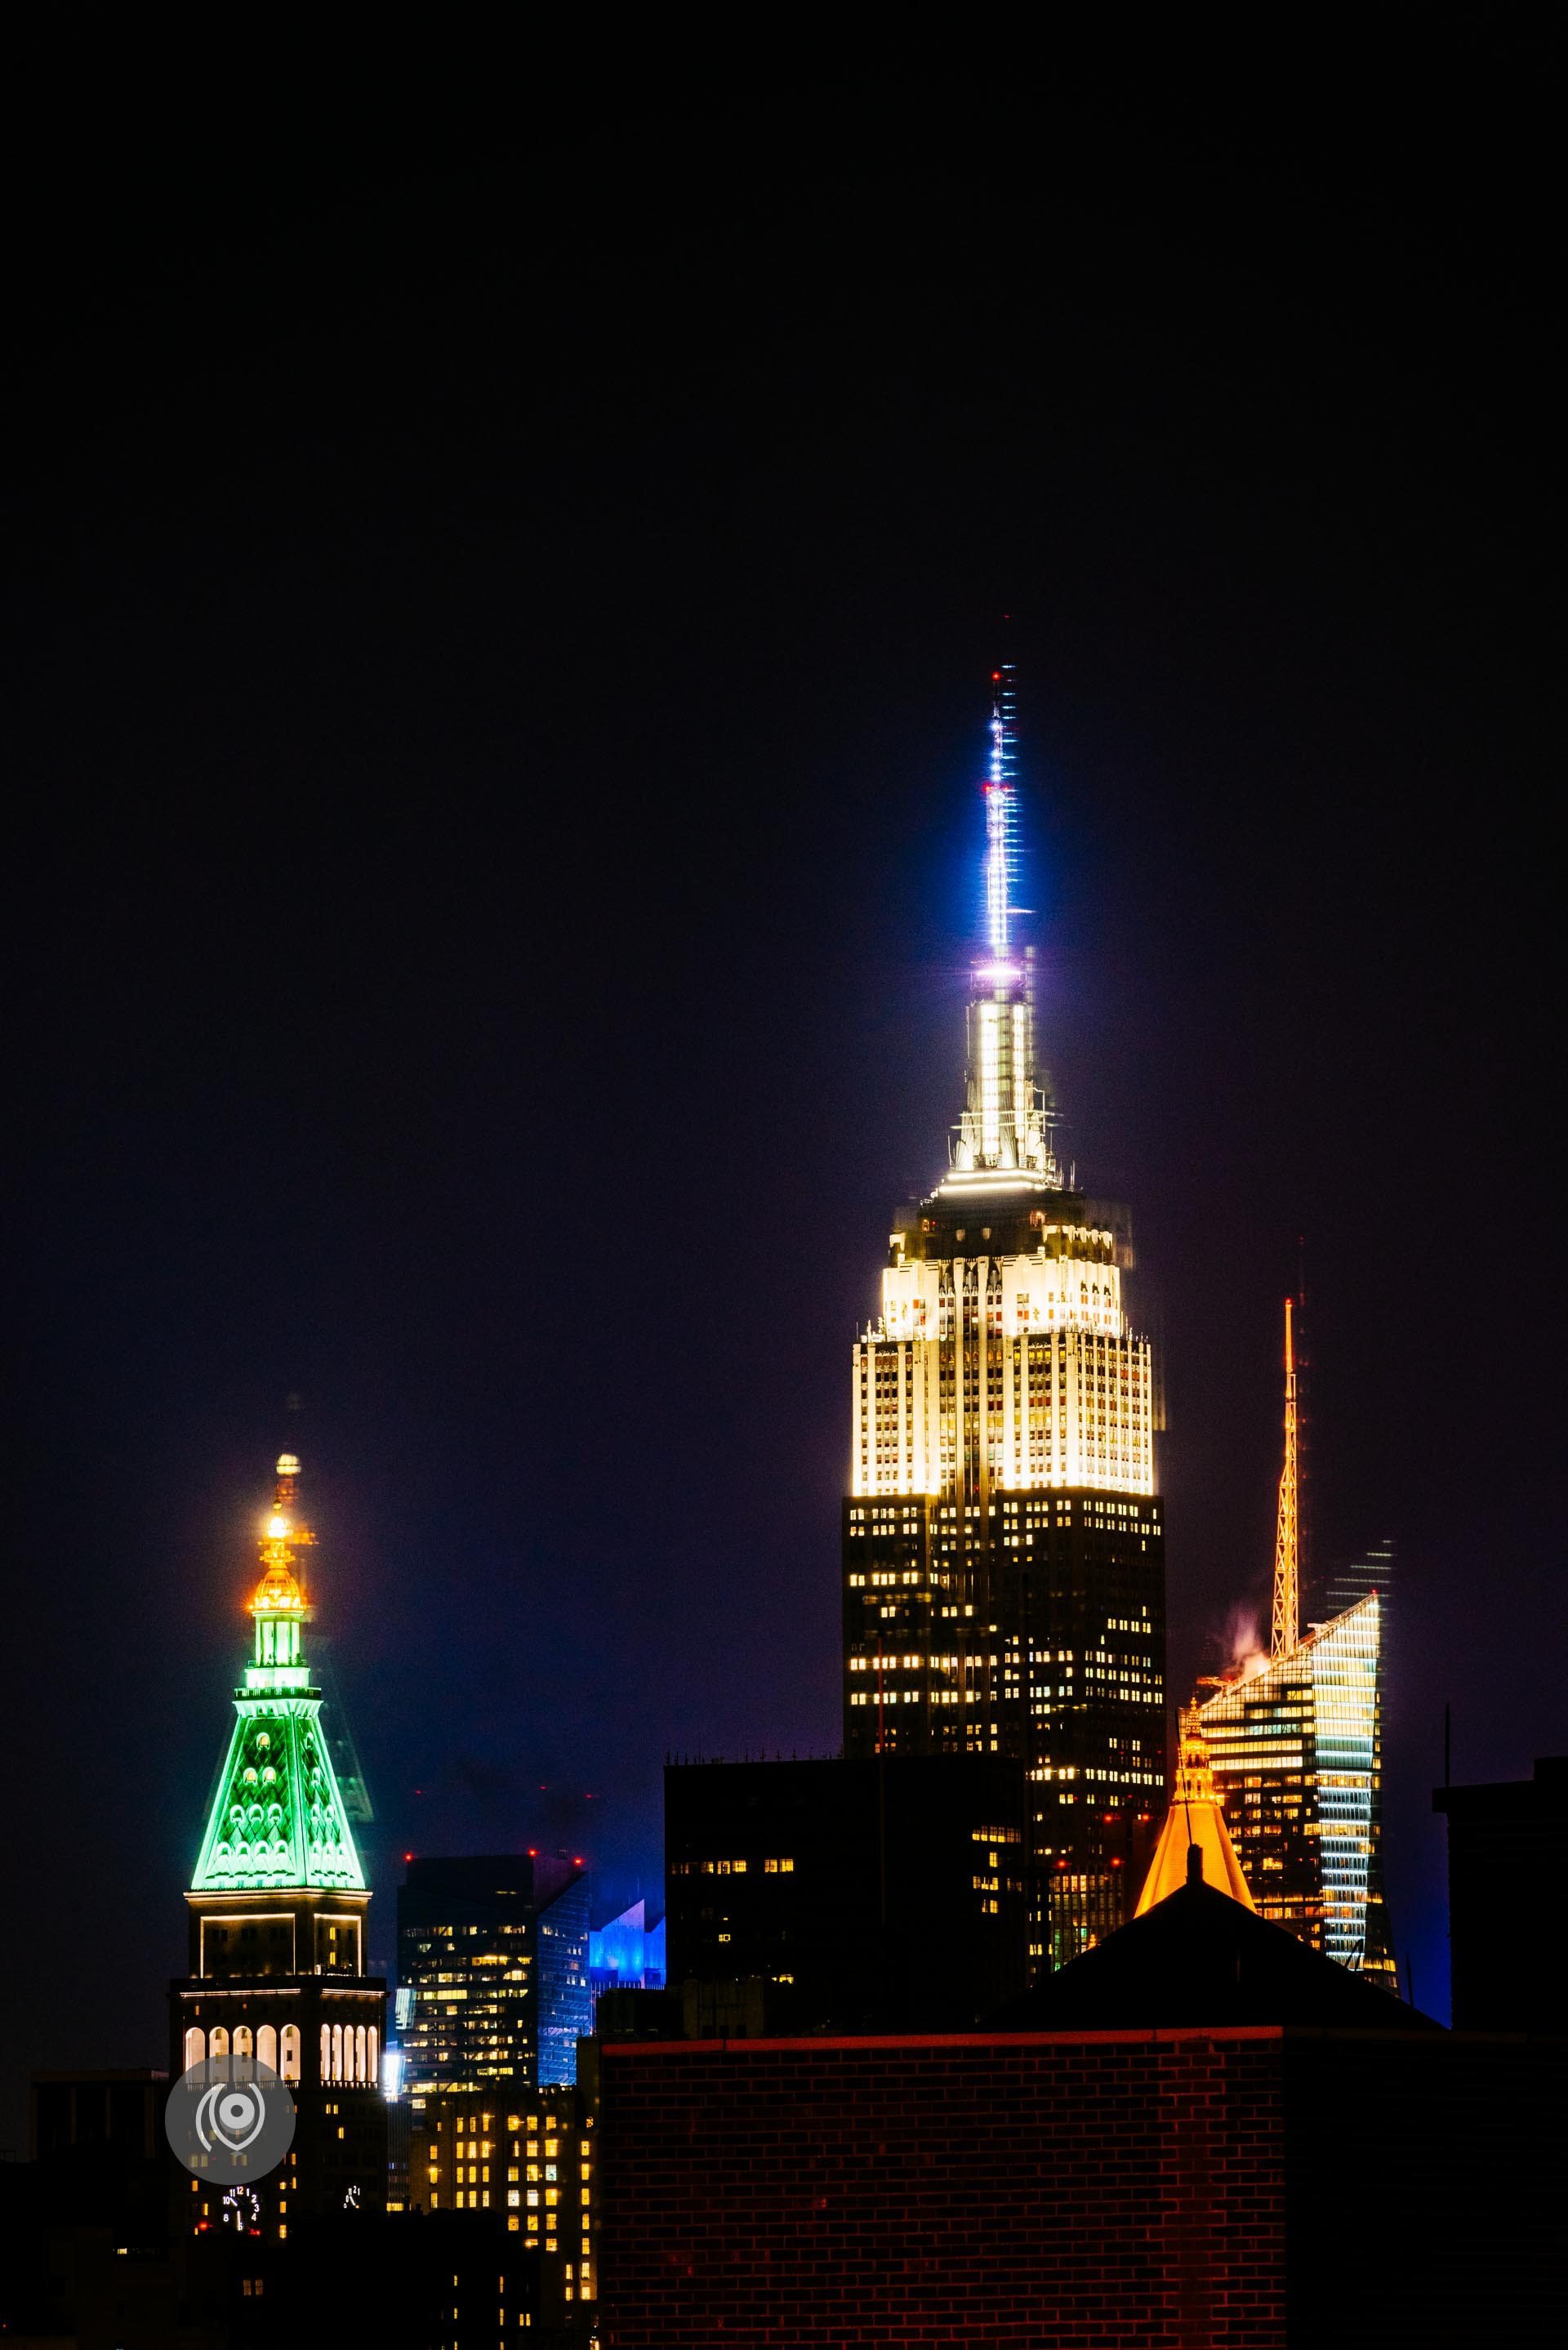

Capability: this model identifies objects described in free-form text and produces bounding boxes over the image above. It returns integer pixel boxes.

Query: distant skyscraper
[171,1455,387,2236]
[398,1855,590,2098]
[1192,1318,1396,1985]
[841,663,1166,1966]
[1198,1594,1394,1981]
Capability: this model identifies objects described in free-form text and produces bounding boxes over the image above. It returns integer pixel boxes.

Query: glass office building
[1198,1592,1395,1986]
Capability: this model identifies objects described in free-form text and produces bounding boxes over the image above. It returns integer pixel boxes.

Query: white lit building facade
[842,668,1166,1966]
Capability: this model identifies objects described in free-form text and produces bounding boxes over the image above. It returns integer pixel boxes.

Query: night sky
[5,57,1561,2140]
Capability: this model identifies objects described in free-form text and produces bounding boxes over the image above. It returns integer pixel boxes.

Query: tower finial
[253,1452,313,1626]
[1271,1298,1299,1657]
[1135,1701,1255,1913]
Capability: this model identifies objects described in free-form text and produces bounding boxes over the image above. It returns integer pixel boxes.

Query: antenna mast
[982,658,1018,959]
[1271,1297,1299,1657]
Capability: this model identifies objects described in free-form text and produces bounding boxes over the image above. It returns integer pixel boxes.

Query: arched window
[256,2024,277,2072]
[320,2024,331,2082]
[332,2022,343,2084]
[184,2027,205,2071]
[208,2026,229,2062]
[280,2025,300,2083]
[367,2027,378,2089]
[233,2026,253,2062]
[354,2024,367,2084]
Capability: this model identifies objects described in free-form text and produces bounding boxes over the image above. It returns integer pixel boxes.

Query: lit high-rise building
[1194,1307,1396,1987]
[1198,1594,1395,1982]
[842,665,1167,1965]
[398,1854,591,2099]
[171,1454,387,2236]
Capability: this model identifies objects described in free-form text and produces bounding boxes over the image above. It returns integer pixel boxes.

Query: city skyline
[7,106,1562,2150]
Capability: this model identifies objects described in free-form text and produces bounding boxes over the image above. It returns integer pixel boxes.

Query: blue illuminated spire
[982,661,1018,958]
[943,656,1061,1190]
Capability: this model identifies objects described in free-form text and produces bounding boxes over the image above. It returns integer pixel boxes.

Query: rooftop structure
[1434,1754,1568,2029]
[1135,1703,1254,1915]
[191,1452,363,1896]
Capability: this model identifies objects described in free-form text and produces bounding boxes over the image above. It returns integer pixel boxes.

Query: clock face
[222,2185,261,2233]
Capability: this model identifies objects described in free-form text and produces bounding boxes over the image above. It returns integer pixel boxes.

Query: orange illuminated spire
[1135,1703,1254,1913]
[249,1451,314,1622]
[1271,1299,1298,1658]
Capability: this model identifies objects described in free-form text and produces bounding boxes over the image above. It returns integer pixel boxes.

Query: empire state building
[841,668,1167,1965]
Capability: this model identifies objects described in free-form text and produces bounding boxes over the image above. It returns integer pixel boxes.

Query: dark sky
[4,53,1561,2138]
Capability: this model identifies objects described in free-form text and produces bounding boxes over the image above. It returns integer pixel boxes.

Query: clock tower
[169,1454,386,2239]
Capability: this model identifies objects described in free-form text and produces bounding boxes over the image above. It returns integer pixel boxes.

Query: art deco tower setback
[843,671,1167,1964]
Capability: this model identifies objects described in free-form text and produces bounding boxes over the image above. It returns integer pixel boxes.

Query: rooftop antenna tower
[982,653,1019,959]
[1271,1297,1299,1657]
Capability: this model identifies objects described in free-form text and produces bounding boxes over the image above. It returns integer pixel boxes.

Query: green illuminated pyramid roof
[191,1456,366,1896]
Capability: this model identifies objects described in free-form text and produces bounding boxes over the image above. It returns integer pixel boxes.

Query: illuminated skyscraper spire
[1271,1300,1299,1657]
[191,1454,363,1893]
[846,649,1167,1973]
[948,661,1059,1185]
[983,662,1019,957]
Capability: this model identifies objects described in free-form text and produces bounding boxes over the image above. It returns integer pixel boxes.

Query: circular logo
[165,2057,296,2181]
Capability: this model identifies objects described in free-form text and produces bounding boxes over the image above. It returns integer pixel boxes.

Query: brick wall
[598,2027,1288,2348]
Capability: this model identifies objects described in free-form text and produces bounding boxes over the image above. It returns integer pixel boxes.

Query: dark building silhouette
[995,1850,1431,2033]
[398,1853,590,2096]
[0,2072,177,2344]
[597,1863,1561,2346]
[662,1754,1029,2031]
[1435,1753,1568,2029]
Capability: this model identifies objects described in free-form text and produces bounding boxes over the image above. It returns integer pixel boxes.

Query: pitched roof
[193,1700,365,1893]
[991,1866,1438,2033]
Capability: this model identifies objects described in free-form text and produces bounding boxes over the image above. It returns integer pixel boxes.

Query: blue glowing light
[981,662,1018,957]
